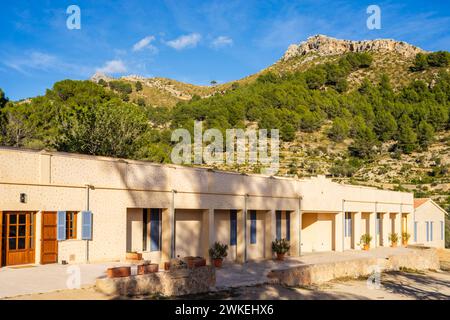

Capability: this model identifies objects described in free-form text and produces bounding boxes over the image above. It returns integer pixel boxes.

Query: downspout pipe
[298,195,303,256]
[171,190,177,259]
[342,199,345,251]
[85,184,91,263]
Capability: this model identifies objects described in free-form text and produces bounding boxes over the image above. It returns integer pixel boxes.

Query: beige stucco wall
[0,147,422,266]
[414,201,446,248]
[175,209,204,258]
[301,213,335,252]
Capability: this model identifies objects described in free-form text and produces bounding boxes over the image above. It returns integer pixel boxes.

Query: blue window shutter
[286,212,291,241]
[276,211,281,240]
[442,221,444,241]
[150,209,161,251]
[250,211,256,244]
[230,210,237,246]
[81,211,93,240]
[426,222,429,242]
[430,221,433,241]
[57,211,66,241]
[414,222,417,242]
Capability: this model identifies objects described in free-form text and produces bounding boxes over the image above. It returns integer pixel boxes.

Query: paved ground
[216,247,414,289]
[0,262,124,299]
[8,270,450,300]
[0,247,443,299]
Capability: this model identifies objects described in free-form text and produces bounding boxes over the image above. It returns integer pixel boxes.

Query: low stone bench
[96,266,215,297]
[268,248,440,286]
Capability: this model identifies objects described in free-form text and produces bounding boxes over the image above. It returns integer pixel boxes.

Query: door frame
[2,212,36,266]
[40,211,58,265]
[0,211,3,268]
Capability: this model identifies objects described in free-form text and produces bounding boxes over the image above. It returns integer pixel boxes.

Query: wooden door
[0,211,3,268]
[41,212,58,264]
[3,212,36,266]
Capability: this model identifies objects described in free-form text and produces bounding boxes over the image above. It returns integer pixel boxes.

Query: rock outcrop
[90,72,113,83]
[282,34,425,61]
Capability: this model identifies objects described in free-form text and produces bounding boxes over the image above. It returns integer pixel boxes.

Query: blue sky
[1,0,449,101]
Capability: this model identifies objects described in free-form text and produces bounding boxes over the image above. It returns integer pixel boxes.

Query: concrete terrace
[215,247,415,289]
[0,247,421,298]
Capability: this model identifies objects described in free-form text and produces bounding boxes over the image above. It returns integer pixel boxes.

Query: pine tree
[417,120,434,149]
[397,115,417,153]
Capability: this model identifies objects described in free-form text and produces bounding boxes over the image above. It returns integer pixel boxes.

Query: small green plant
[388,233,399,244]
[209,242,228,260]
[402,232,411,243]
[360,234,372,246]
[272,238,291,254]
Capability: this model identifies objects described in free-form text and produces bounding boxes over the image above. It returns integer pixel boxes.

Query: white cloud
[96,60,127,74]
[166,33,201,50]
[132,35,157,52]
[3,51,92,76]
[211,36,233,48]
[5,51,58,73]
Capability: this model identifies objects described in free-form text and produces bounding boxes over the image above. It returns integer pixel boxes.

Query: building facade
[414,198,447,249]
[0,147,445,268]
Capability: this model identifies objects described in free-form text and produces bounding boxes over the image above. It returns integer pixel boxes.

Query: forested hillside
[1,39,449,245]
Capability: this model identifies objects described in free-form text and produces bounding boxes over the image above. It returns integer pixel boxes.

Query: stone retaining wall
[96,266,215,297]
[268,248,440,287]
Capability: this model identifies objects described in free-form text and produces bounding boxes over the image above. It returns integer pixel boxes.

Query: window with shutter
[414,222,418,242]
[57,211,66,241]
[250,211,256,244]
[286,211,290,241]
[150,208,161,251]
[276,211,281,240]
[230,210,237,246]
[81,211,93,240]
[430,221,434,241]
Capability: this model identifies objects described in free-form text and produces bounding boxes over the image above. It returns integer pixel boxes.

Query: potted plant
[402,232,411,246]
[388,233,399,247]
[208,242,228,268]
[272,238,290,261]
[360,234,372,251]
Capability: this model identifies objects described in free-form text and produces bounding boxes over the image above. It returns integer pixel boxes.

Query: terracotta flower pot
[184,257,206,268]
[137,263,158,275]
[391,242,397,248]
[107,266,131,278]
[212,258,223,268]
[126,252,142,261]
[363,244,370,251]
[164,261,171,271]
[276,253,285,261]
[402,240,408,247]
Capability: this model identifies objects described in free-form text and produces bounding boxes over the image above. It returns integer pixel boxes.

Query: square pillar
[202,209,215,263]
[161,208,173,266]
[270,210,277,240]
[369,212,377,248]
[382,213,390,246]
[353,212,362,250]
[334,211,344,252]
[236,209,245,263]
[290,209,300,257]
[394,212,402,236]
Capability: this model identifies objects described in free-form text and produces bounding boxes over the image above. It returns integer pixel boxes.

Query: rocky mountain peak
[282,34,425,61]
[90,72,113,83]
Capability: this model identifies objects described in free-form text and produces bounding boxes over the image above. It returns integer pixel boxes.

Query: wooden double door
[0,212,36,267]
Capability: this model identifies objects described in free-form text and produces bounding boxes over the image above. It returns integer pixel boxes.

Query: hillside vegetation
[1,36,449,245]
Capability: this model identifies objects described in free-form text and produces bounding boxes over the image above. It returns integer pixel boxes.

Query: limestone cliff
[282,34,425,61]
